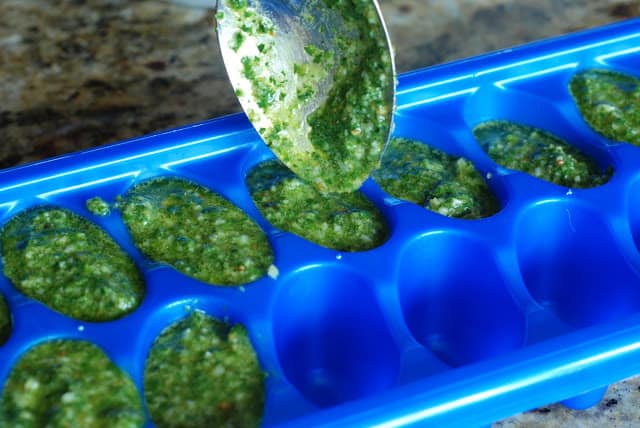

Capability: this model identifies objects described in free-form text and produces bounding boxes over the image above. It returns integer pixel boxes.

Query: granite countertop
[1,0,637,167]
[1,0,640,426]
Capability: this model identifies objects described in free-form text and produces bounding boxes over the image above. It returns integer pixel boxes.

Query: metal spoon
[215,0,395,193]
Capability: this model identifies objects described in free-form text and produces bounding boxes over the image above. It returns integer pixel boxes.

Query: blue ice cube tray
[1,18,640,428]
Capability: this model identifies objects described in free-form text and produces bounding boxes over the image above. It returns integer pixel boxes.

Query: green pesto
[229,4,274,42]
[1,207,144,322]
[224,0,393,193]
[227,0,248,11]
[231,31,245,52]
[247,159,388,251]
[372,137,499,219]
[120,177,273,285]
[473,121,611,188]
[570,69,640,146]
[0,294,10,345]
[0,340,144,428]
[301,0,393,193]
[241,56,281,110]
[144,311,264,428]
[86,196,111,216]
[303,44,331,64]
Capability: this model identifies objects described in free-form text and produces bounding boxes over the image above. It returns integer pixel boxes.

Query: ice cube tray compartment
[396,231,527,367]
[1,18,640,428]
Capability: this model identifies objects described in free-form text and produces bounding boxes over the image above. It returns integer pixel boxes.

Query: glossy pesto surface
[0,340,144,428]
[247,159,388,251]
[120,177,273,285]
[0,294,10,346]
[144,311,264,428]
[302,0,393,192]
[1,207,144,322]
[372,137,499,219]
[221,0,393,193]
[570,69,640,146]
[473,121,610,188]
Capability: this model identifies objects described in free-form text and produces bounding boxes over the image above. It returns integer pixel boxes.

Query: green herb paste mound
[372,137,499,219]
[0,293,10,345]
[120,177,273,285]
[144,311,265,428]
[1,207,144,322]
[0,340,144,428]
[570,69,640,146]
[86,197,111,216]
[247,159,388,251]
[301,0,394,192]
[473,121,610,188]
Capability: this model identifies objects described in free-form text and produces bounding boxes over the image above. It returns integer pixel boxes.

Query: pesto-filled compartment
[0,340,144,427]
[371,137,499,219]
[1,206,144,322]
[246,159,389,251]
[0,293,10,346]
[120,177,274,286]
[473,120,611,188]
[570,69,640,146]
[144,310,265,428]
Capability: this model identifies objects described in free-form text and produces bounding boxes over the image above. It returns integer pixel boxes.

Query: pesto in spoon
[216,0,395,193]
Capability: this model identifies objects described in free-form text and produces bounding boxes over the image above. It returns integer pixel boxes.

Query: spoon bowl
[215,0,395,193]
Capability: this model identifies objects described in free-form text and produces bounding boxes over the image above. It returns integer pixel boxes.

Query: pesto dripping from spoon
[215,0,396,193]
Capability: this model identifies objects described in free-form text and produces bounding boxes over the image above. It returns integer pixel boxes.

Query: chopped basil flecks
[144,311,264,428]
[570,69,640,146]
[373,137,499,219]
[247,159,388,251]
[1,206,144,321]
[473,121,610,188]
[0,340,144,428]
[120,177,273,285]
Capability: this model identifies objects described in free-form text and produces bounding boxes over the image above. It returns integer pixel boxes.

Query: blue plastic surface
[1,18,640,428]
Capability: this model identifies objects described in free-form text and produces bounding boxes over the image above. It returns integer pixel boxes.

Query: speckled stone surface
[1,0,640,426]
[495,376,640,427]
[0,0,637,167]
